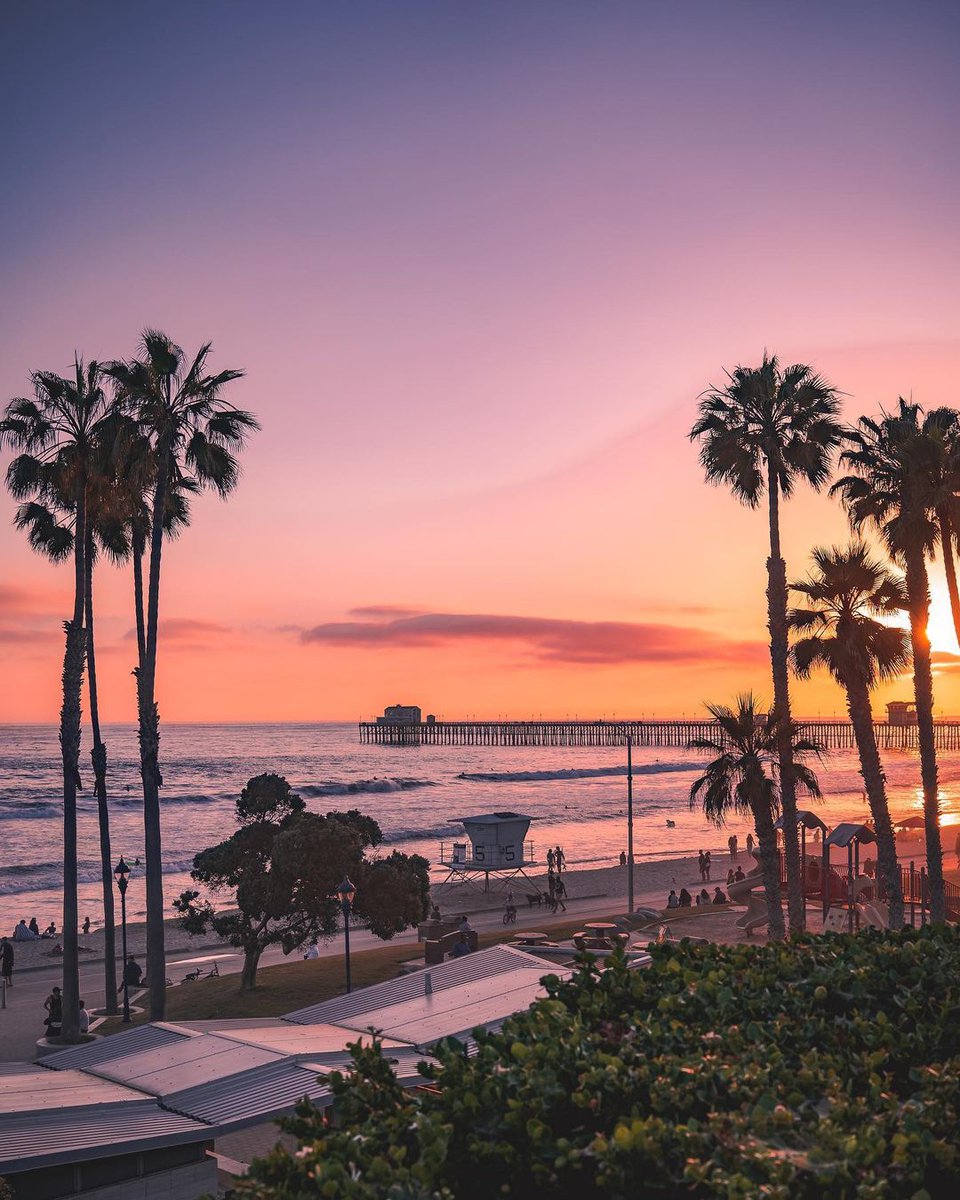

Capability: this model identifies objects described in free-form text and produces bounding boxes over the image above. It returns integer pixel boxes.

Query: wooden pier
[359,718,960,751]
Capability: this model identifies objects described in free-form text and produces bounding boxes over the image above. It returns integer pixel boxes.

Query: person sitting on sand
[734,866,745,883]
[713,887,727,904]
[13,919,39,942]
[666,889,679,909]
[42,922,57,939]
[28,918,40,937]
[699,888,710,905]
[678,887,692,907]
[726,867,736,886]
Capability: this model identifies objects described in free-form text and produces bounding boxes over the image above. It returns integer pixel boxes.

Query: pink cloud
[302,611,766,667]
[123,618,233,643]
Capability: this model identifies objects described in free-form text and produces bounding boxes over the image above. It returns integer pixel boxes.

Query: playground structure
[436,811,539,896]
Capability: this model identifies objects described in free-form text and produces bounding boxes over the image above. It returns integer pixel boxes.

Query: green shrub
[237,927,960,1198]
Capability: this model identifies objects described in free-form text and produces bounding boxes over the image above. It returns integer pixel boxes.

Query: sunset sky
[3,1,960,722]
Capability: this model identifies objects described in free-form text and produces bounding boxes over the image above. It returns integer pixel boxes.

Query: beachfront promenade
[359,718,960,750]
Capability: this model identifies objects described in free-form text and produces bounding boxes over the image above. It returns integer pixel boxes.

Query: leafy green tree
[235,928,960,1199]
[1,358,113,1041]
[106,332,258,1018]
[690,354,841,933]
[174,775,429,990]
[688,694,823,942]
[833,401,949,921]
[789,543,908,928]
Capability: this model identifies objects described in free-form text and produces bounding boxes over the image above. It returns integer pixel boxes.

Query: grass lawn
[98,910,628,1032]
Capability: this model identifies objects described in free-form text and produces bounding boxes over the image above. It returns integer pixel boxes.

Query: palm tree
[1,358,112,1042]
[910,407,960,646]
[106,332,258,1020]
[788,543,908,928]
[690,354,842,932]
[688,694,823,942]
[833,402,950,921]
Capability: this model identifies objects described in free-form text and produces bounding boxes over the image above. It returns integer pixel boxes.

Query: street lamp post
[337,876,356,993]
[626,735,635,915]
[114,856,131,1023]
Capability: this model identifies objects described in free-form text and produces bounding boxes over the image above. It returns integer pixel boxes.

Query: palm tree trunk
[85,529,118,1013]
[140,449,170,1020]
[752,799,785,941]
[765,461,804,932]
[844,675,904,929]
[936,506,960,646]
[905,549,946,921]
[59,493,87,1043]
[132,528,146,670]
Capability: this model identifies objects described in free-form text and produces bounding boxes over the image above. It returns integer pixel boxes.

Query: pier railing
[359,718,960,750]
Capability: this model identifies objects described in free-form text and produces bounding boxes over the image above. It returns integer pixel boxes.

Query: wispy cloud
[301,610,765,667]
[347,604,427,619]
[124,618,232,643]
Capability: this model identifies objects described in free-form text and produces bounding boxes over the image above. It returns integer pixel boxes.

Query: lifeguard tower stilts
[437,812,538,896]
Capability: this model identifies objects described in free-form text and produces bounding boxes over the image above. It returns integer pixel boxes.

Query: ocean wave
[0,854,200,897]
[0,802,60,820]
[110,791,225,808]
[301,777,437,798]
[458,763,698,783]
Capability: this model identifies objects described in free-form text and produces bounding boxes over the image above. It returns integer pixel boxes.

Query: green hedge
[236,927,960,1198]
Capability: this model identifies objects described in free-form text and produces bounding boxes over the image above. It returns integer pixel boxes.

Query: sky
[2,0,960,722]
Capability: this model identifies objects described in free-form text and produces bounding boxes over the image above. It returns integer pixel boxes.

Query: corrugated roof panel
[166,1048,433,1130]
[285,944,550,1025]
[0,1068,147,1115]
[164,1059,336,1128]
[42,1022,191,1071]
[0,1104,209,1174]
[89,1033,283,1097]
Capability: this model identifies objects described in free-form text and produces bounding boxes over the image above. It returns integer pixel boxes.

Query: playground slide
[727,856,764,903]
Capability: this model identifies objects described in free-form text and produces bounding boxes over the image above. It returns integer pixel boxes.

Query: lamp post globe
[113,857,131,1023]
[337,876,356,993]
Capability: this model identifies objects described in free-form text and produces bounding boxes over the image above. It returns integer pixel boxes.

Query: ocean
[0,722,957,931]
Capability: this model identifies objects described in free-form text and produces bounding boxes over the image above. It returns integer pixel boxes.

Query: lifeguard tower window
[887,701,917,727]
[437,811,537,895]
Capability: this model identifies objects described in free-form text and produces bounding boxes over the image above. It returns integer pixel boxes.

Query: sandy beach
[4,831,947,974]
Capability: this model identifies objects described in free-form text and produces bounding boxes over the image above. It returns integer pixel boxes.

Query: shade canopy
[824,822,876,849]
[895,815,926,830]
[775,810,827,832]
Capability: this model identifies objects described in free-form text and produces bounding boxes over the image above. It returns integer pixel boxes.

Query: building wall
[68,1160,216,1200]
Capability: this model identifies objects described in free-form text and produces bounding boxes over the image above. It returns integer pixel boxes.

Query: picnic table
[516,932,549,946]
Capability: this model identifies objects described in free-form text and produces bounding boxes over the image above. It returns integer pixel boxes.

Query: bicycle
[502,905,517,925]
[182,961,221,982]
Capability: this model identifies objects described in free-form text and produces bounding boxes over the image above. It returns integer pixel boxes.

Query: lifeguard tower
[438,811,537,895]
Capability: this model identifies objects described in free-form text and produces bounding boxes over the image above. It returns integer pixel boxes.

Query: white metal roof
[85,1032,284,1097]
[0,1068,210,1175]
[285,943,556,1025]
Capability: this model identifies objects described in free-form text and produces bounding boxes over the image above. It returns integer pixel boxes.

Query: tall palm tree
[106,332,258,1020]
[688,694,823,942]
[788,543,908,928]
[690,354,842,932]
[910,407,960,646]
[833,402,949,921]
[1,358,112,1042]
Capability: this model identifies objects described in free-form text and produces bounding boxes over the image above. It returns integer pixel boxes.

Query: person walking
[555,846,565,872]
[619,849,627,867]
[746,832,755,857]
[546,847,555,872]
[1,937,13,988]
[697,850,706,882]
[728,834,738,861]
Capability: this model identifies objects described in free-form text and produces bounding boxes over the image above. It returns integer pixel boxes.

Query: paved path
[0,887,629,1063]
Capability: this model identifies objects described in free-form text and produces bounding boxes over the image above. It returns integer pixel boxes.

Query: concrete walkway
[0,886,626,1063]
